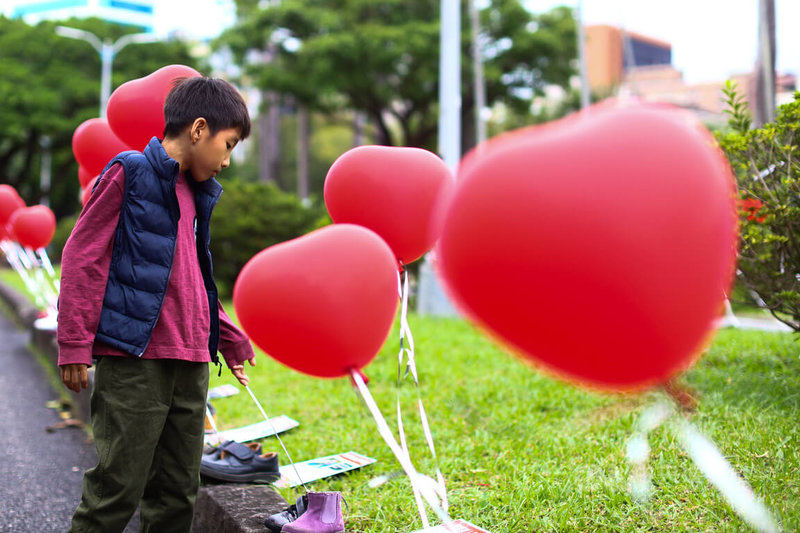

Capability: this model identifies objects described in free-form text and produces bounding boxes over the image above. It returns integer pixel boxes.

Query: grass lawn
[207,311,799,532]
[1,267,797,531]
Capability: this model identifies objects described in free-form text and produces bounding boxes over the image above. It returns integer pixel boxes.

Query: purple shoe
[281,491,344,533]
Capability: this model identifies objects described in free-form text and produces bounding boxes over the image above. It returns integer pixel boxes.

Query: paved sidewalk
[0,311,142,532]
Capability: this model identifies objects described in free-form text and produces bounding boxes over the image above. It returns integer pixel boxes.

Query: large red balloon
[10,205,56,250]
[81,176,99,208]
[72,118,132,177]
[107,64,202,151]
[233,224,400,378]
[436,100,738,392]
[0,185,25,225]
[324,145,455,265]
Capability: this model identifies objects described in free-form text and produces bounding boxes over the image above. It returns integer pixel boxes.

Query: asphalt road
[0,312,139,533]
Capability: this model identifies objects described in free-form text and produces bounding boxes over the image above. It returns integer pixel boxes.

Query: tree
[0,15,200,218]
[717,82,800,331]
[217,0,577,155]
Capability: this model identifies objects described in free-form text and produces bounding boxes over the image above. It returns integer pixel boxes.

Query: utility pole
[575,0,590,109]
[417,0,461,317]
[55,26,157,118]
[753,0,776,127]
[469,0,487,145]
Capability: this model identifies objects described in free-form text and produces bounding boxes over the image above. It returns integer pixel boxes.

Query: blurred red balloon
[233,224,400,378]
[10,205,56,249]
[0,185,25,225]
[107,64,202,151]
[72,118,132,177]
[436,100,738,392]
[324,145,455,265]
[78,166,95,188]
[81,177,99,208]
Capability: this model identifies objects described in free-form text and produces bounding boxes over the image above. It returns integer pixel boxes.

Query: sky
[153,0,799,86]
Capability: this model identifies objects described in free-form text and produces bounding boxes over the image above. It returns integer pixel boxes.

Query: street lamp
[55,26,158,118]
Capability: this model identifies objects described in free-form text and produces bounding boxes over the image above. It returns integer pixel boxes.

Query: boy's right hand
[60,364,89,393]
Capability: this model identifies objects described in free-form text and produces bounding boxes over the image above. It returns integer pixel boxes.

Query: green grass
[2,267,796,531]
[208,314,800,532]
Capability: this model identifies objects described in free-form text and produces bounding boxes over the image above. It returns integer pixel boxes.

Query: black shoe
[264,494,308,532]
[200,441,279,483]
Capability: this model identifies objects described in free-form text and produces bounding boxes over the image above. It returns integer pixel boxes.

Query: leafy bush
[716,82,800,331]
[210,180,329,297]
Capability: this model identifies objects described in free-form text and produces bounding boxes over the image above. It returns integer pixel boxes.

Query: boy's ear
[190,118,208,144]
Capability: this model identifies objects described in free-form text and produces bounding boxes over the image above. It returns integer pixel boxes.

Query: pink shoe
[280,491,344,533]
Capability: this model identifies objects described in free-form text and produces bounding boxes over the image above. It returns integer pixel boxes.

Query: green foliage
[209,180,328,296]
[217,0,576,152]
[716,82,800,331]
[0,15,200,219]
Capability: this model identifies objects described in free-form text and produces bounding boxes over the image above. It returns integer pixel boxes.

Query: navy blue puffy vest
[94,137,222,364]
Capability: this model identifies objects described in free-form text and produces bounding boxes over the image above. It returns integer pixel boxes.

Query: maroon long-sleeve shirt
[57,163,255,368]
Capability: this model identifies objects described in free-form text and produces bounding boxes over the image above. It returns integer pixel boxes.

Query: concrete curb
[0,278,288,532]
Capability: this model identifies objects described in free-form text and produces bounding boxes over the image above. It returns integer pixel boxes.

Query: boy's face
[189,125,241,182]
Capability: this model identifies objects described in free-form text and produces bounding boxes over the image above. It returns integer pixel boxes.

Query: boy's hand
[60,364,89,393]
[231,356,256,387]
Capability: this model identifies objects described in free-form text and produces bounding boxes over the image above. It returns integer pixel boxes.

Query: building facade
[584,24,796,125]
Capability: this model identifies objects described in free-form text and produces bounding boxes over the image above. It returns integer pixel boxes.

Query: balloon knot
[663,379,698,413]
[349,368,369,387]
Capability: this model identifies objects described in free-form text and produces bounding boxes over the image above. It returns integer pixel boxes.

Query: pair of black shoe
[201,440,280,483]
[264,494,308,532]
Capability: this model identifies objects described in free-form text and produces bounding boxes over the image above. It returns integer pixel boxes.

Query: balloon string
[23,246,59,310]
[1,241,52,312]
[395,269,449,510]
[674,418,780,533]
[627,399,781,533]
[352,369,451,527]
[36,247,61,294]
[244,384,309,494]
[205,404,222,443]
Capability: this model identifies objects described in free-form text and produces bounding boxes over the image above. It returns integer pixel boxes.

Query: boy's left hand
[231,356,256,386]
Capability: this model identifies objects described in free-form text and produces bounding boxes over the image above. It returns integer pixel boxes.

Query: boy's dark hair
[163,77,251,140]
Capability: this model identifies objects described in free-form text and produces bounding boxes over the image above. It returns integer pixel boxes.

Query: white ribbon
[244,384,308,492]
[395,268,450,511]
[352,369,451,527]
[628,400,781,532]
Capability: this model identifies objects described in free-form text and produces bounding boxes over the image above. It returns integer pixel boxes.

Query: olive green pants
[69,357,209,533]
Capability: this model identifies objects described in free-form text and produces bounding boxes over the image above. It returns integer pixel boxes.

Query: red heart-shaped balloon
[436,100,738,392]
[81,177,100,208]
[324,145,455,265]
[10,205,56,250]
[72,118,132,177]
[0,185,25,226]
[77,166,95,188]
[107,64,201,151]
[233,224,400,378]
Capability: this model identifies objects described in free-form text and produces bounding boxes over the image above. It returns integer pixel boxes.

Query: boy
[58,76,257,532]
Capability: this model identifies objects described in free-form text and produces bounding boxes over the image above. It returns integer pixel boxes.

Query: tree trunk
[259,90,282,186]
[296,105,309,201]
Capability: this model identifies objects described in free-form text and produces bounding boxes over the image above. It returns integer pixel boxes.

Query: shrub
[716,82,800,331]
[210,180,329,297]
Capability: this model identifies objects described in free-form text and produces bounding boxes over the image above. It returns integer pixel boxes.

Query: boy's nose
[221,156,230,168]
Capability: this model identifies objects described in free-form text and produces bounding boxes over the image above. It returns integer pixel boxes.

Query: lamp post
[55,26,158,118]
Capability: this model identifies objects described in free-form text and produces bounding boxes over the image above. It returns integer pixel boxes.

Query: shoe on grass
[200,440,278,483]
[263,494,308,533]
